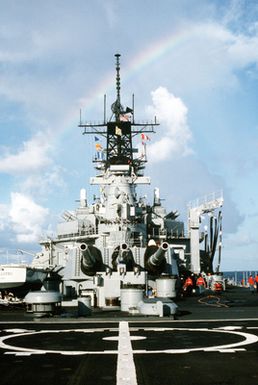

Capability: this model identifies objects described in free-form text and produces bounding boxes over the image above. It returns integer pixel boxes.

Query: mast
[78,54,159,175]
[111,53,123,121]
[107,53,133,168]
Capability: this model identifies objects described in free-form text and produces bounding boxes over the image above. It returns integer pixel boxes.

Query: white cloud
[0,132,52,175]
[142,21,258,95]
[101,0,118,28]
[0,204,8,231]
[222,214,258,271]
[20,165,65,197]
[146,87,193,163]
[227,32,258,68]
[9,192,49,243]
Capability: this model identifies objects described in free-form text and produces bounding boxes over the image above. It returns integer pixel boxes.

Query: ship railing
[128,238,143,248]
[187,190,223,210]
[0,249,32,265]
[168,229,186,239]
[57,227,98,240]
[150,228,185,239]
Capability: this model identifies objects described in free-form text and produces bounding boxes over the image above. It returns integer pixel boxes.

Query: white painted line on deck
[117,321,138,385]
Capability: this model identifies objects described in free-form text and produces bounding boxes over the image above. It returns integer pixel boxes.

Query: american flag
[119,114,130,122]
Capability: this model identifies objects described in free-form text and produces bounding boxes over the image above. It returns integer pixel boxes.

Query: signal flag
[141,133,150,141]
[95,143,103,151]
[115,126,122,136]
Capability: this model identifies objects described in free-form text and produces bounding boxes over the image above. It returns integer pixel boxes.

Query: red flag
[141,133,150,141]
[119,114,130,122]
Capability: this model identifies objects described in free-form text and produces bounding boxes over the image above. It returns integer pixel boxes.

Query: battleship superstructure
[25,54,223,314]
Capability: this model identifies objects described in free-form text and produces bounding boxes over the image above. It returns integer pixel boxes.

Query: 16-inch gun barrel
[111,243,135,271]
[80,243,103,276]
[145,242,169,274]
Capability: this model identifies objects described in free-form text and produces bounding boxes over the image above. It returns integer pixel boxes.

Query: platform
[0,285,258,385]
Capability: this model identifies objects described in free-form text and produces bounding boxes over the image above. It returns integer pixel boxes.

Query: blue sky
[0,0,258,271]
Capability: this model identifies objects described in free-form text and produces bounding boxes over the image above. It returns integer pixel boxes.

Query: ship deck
[1,285,258,385]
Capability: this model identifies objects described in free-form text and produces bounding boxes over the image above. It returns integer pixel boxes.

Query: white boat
[0,264,48,290]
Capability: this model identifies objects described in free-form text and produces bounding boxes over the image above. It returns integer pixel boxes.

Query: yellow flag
[95,143,102,151]
[115,126,122,136]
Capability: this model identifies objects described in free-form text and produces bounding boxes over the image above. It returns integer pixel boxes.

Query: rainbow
[59,26,192,140]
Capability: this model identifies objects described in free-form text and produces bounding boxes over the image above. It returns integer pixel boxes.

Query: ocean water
[223,271,258,285]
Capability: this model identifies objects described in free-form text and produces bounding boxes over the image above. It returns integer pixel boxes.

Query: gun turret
[144,242,169,274]
[80,243,103,276]
[111,243,135,271]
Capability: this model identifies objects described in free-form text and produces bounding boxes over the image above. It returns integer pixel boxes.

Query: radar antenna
[111,53,123,120]
[79,54,159,174]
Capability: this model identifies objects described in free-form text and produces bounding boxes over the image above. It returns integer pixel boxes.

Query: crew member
[183,276,193,296]
[196,274,206,295]
[207,273,213,289]
[255,274,258,293]
[248,274,255,294]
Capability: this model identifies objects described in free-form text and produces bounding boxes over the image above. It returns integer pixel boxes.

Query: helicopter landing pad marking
[117,321,137,385]
[0,324,258,355]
